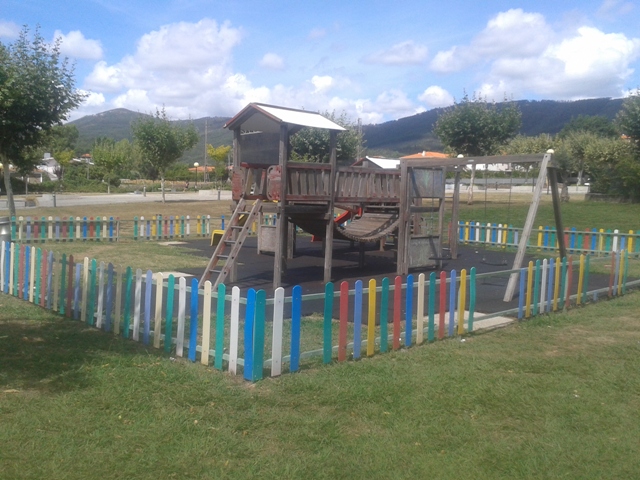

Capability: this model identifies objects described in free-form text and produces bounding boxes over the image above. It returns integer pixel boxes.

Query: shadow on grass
[0,296,157,393]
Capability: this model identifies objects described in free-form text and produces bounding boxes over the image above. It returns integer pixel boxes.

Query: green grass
[2,291,640,479]
[452,192,640,231]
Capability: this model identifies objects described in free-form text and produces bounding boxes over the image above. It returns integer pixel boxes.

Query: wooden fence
[458,220,640,256]
[11,215,214,242]
[1,239,636,382]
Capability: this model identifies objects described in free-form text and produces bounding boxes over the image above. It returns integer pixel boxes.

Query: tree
[0,26,84,217]
[557,114,619,140]
[434,92,522,203]
[91,138,132,194]
[617,89,640,148]
[290,111,364,163]
[131,108,199,203]
[583,136,638,200]
[206,144,231,190]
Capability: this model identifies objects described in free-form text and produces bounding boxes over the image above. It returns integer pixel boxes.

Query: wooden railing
[233,162,402,204]
[286,163,332,202]
[335,167,401,203]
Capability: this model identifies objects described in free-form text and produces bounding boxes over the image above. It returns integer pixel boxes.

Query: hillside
[362,97,625,155]
[70,109,233,165]
[71,97,625,162]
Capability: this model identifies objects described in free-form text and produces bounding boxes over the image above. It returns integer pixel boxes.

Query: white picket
[270,287,285,377]
[201,281,212,365]
[96,262,105,328]
[229,286,240,375]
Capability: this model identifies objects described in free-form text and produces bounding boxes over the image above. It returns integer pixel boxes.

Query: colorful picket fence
[11,215,213,243]
[458,221,640,256]
[1,240,636,382]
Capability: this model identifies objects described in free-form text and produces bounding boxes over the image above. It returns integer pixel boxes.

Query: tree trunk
[1,156,17,218]
[467,164,476,205]
[161,177,166,203]
[560,173,570,202]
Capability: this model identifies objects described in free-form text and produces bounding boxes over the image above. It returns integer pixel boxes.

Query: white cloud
[54,30,103,60]
[430,8,640,100]
[430,9,552,73]
[135,19,242,70]
[113,89,153,112]
[259,53,285,70]
[484,26,640,98]
[374,89,416,117]
[364,40,428,65]
[83,18,245,117]
[418,86,454,108]
[67,91,107,121]
[311,75,334,94]
[0,21,20,39]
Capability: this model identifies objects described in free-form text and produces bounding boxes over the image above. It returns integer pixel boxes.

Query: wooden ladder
[199,198,263,288]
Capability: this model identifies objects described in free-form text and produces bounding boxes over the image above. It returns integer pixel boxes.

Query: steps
[199,199,263,288]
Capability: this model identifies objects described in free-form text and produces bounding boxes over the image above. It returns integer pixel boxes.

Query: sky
[1,0,639,124]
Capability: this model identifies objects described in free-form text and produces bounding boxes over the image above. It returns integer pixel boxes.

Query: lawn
[1,291,639,479]
[2,196,640,478]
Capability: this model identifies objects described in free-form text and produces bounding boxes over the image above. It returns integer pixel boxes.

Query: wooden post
[450,170,461,260]
[323,130,338,284]
[274,124,289,289]
[504,153,552,302]
[229,128,242,283]
[397,159,409,275]
[547,166,567,259]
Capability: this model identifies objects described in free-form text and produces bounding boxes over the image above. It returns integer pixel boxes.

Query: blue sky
[2,0,639,123]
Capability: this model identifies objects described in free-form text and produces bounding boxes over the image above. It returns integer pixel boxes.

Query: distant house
[39,153,59,181]
[70,153,94,166]
[400,151,448,159]
[352,151,449,170]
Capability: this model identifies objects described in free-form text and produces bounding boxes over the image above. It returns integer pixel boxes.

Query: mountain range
[70,97,625,164]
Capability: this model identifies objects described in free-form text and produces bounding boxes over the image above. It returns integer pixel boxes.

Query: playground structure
[200,103,567,299]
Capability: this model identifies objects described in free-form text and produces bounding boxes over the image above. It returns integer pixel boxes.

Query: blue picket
[353,280,363,359]
[323,282,333,364]
[290,285,302,372]
[243,288,256,381]
[405,274,413,347]
[252,289,267,380]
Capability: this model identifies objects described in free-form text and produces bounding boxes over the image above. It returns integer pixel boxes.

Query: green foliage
[434,92,522,156]
[132,107,198,201]
[91,138,132,193]
[583,136,638,199]
[164,162,191,181]
[557,114,619,139]
[617,89,640,147]
[290,111,364,163]
[206,144,231,186]
[0,26,84,215]
[0,27,84,159]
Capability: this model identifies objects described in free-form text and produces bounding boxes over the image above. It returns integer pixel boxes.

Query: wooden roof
[224,103,346,134]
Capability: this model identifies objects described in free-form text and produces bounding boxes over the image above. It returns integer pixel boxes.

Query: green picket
[165,275,175,353]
